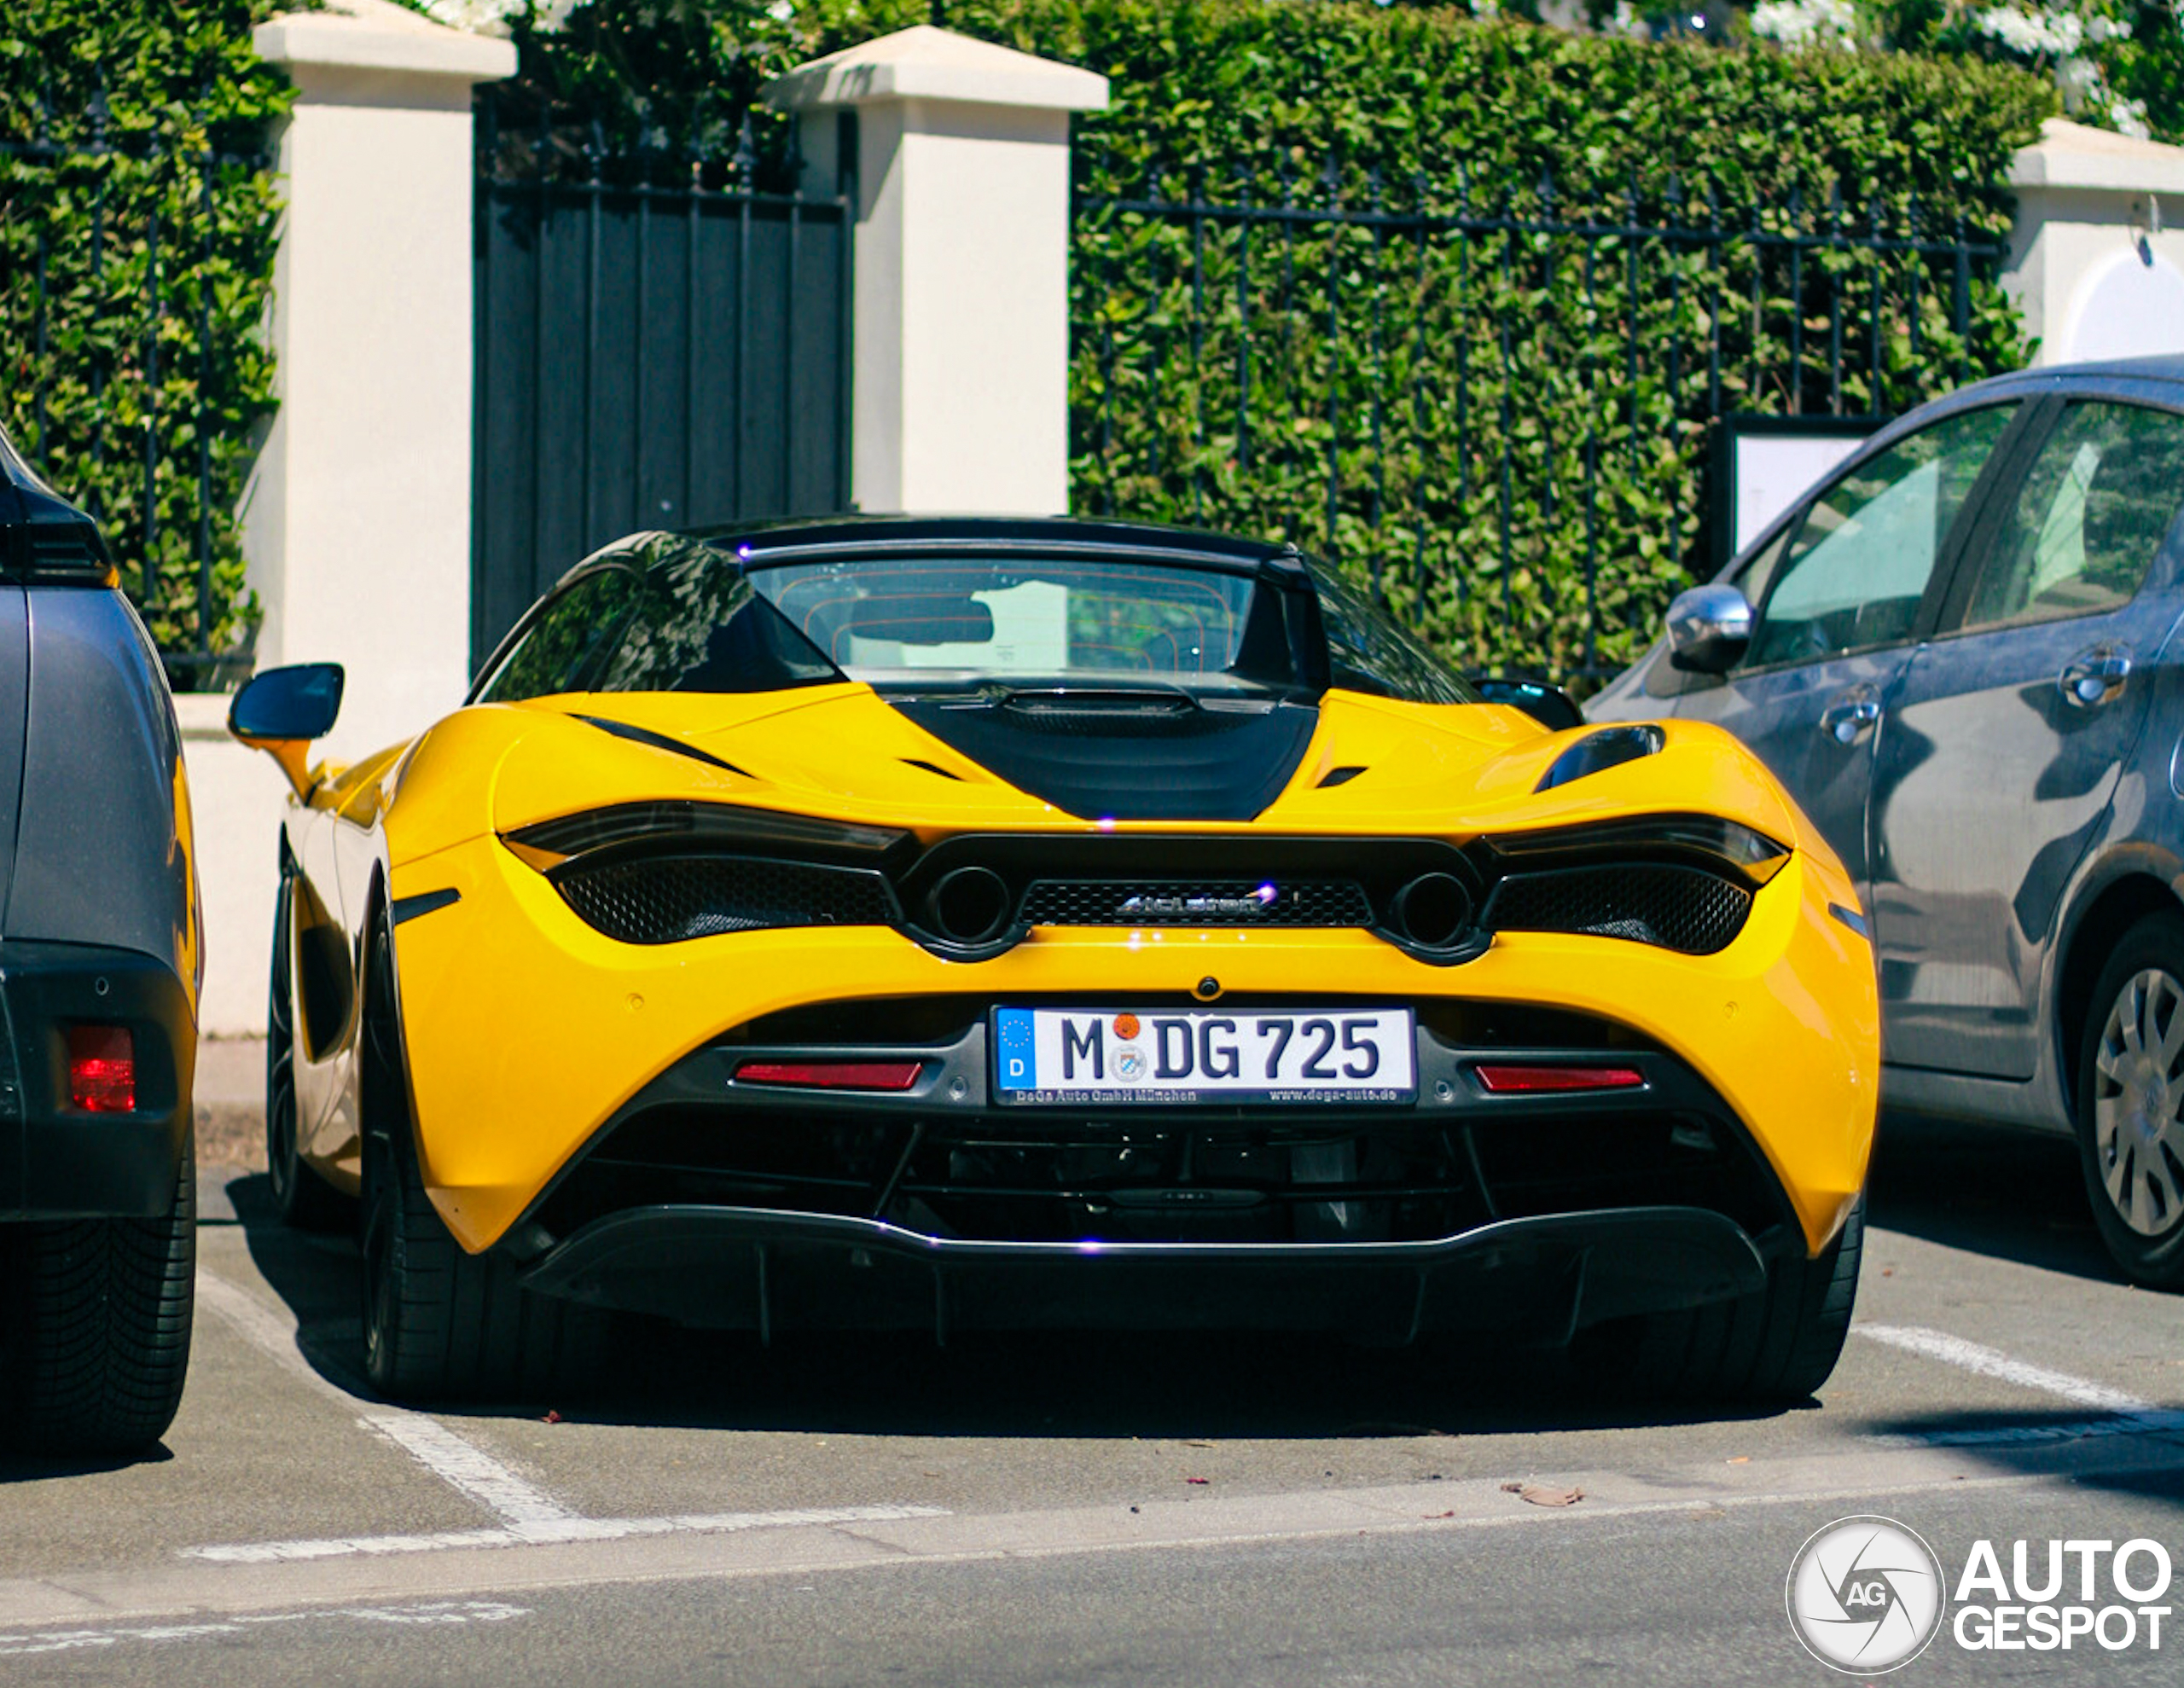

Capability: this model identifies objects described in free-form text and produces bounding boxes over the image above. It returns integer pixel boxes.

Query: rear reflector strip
[735,1060,923,1092]
[1473,1063,1644,1094]
[67,1025,136,1112]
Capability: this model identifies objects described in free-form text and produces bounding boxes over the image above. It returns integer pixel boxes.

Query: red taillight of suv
[67,1025,136,1112]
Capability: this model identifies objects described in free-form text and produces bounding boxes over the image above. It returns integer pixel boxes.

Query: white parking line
[1855,1322,2184,1446]
[1856,1323,2150,1410]
[194,1270,950,1566]
[185,1504,953,1564]
[195,1271,573,1528]
[0,1600,527,1658]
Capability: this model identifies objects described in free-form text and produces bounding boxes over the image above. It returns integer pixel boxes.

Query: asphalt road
[5,1076,2184,1686]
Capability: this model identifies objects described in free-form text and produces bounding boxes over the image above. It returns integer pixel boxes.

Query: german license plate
[992,1007,1415,1105]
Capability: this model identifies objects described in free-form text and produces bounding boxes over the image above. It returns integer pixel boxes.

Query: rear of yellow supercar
[243,517,1878,1405]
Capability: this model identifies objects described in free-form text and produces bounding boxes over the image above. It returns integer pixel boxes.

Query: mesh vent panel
[1485,864,1751,955]
[554,855,894,945]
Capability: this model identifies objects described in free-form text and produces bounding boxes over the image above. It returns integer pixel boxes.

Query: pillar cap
[767,25,1107,116]
[255,0,517,84]
[2009,118,2184,197]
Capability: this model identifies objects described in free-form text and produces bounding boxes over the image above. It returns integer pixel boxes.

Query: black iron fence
[0,92,276,687]
[1071,157,2020,687]
[471,110,855,668]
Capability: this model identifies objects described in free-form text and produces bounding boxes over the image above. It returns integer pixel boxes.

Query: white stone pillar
[2005,118,2184,366]
[766,26,1107,516]
[246,0,513,753]
[188,0,510,1040]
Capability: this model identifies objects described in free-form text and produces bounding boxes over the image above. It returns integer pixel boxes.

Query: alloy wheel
[2091,966,2184,1237]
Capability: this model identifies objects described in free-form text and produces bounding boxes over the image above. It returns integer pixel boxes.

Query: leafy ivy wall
[0,2,290,680]
[1045,2,2056,679]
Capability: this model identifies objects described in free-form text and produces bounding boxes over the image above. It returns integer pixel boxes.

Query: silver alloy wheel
[2092,966,2184,1237]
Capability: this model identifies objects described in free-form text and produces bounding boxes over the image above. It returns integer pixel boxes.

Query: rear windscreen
[747,557,1285,690]
[474,542,1476,706]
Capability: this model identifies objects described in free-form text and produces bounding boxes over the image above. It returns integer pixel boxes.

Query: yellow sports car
[229,516,1878,1404]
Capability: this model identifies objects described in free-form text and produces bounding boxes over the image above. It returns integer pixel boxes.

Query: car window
[591,554,842,693]
[1305,561,1477,704]
[1742,404,2017,670]
[1948,402,2184,635]
[757,556,1262,680]
[1733,524,1795,611]
[474,567,642,703]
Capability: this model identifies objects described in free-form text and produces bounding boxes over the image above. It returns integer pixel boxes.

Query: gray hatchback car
[0,424,200,1452]
[1591,355,2184,1289]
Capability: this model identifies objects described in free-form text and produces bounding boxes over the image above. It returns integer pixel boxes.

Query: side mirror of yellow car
[1468,675,1584,732]
[228,663,345,799]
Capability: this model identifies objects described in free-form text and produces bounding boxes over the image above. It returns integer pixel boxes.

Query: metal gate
[472,121,852,670]
[1070,153,2013,688]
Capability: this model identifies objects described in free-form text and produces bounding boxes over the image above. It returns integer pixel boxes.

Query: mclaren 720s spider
[229,516,1879,1406]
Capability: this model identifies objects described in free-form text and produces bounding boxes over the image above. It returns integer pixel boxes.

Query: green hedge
[502,3,2053,682]
[2111,2,2184,143]
[0,2,290,681]
[502,1,2053,247]
[1046,4,2058,677]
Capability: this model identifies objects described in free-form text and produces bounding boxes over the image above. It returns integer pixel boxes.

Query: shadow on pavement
[224,1170,1796,1441]
[1851,1408,2184,1514]
[2067,1462,2184,1511]
[574,1325,1799,1441]
[1867,1111,2117,1285]
[0,1444,174,1485]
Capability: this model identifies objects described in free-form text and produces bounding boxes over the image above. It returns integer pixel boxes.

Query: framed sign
[1708,414,1882,574]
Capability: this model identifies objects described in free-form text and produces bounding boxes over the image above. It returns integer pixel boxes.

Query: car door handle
[2060,648,2133,708]
[1819,699,1880,744]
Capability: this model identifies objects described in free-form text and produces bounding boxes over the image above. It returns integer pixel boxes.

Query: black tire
[2074,912,2184,1290]
[357,919,607,1403]
[1,1134,196,1453]
[267,856,351,1231]
[1576,1195,1864,1405]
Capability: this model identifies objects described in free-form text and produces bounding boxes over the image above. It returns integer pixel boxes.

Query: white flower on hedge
[415,0,577,34]
[1751,0,1859,50]
[1974,6,2085,58]
[2056,52,2101,100]
[2112,95,2152,139]
[767,0,796,18]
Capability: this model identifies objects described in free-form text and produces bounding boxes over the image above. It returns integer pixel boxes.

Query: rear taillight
[1473,1063,1643,1094]
[735,1059,922,1092]
[68,1026,136,1112]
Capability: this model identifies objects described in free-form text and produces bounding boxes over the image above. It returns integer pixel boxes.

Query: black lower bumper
[0,939,194,1221]
[519,1203,1770,1341]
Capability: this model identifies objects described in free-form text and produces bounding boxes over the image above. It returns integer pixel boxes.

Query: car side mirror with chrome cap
[1665,583,1753,674]
[228,662,345,798]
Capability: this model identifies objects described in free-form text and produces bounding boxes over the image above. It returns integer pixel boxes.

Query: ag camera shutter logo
[1786,1516,1947,1673]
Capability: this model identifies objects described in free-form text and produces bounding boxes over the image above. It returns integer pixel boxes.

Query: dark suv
[1591,355,2184,1288]
[0,424,200,1452]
